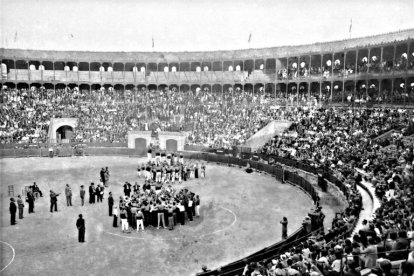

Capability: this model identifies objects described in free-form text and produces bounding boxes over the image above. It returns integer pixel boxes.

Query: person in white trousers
[120,209,129,232]
[136,208,144,232]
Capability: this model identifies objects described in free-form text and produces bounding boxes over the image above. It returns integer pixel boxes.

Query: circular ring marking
[104,206,237,241]
[0,240,15,273]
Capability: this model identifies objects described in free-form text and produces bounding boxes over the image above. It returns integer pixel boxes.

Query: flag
[152,37,154,49]
[248,32,252,43]
[349,18,352,33]
[14,31,18,43]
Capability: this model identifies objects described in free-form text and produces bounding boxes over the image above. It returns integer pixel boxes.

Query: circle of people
[112,152,204,233]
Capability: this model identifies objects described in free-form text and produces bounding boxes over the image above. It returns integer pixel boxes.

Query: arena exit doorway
[166,139,178,152]
[56,125,74,143]
[135,138,147,156]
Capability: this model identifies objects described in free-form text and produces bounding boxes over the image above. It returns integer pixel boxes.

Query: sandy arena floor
[0,156,314,276]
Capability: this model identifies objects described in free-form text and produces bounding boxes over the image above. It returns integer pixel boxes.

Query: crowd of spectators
[247,107,414,276]
[1,85,413,146]
[0,86,317,146]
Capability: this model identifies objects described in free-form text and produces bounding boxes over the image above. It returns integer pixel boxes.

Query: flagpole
[248,32,252,49]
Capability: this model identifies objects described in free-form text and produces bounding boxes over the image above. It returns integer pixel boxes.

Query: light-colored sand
[1,156,314,276]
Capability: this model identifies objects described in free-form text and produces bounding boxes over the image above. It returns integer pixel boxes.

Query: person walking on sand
[280,217,288,240]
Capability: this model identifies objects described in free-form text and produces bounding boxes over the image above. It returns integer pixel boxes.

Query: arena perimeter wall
[0,146,357,276]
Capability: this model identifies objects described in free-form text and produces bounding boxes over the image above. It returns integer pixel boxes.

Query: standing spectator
[187,197,194,221]
[157,201,166,229]
[76,214,85,243]
[17,195,24,219]
[79,185,85,206]
[113,206,118,228]
[96,184,104,203]
[27,187,35,213]
[120,208,129,233]
[108,192,114,216]
[167,204,174,230]
[281,217,288,240]
[123,182,131,197]
[65,184,72,206]
[100,168,105,185]
[89,183,95,204]
[50,190,59,212]
[136,208,144,232]
[178,201,186,225]
[9,198,17,225]
[104,167,110,187]
[194,195,201,217]
[303,216,312,234]
[361,238,378,269]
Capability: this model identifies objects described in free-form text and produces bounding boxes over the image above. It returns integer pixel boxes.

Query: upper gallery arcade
[1,29,414,97]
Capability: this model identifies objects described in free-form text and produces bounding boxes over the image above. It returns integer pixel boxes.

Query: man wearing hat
[9,198,17,225]
[26,186,35,213]
[88,183,95,204]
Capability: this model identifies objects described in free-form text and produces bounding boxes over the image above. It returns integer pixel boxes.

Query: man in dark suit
[108,192,114,216]
[99,168,105,185]
[89,183,95,204]
[10,198,17,225]
[27,187,35,213]
[50,190,59,212]
[123,182,131,197]
[76,214,85,242]
[96,185,104,203]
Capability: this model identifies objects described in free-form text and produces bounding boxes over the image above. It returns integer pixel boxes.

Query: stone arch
[158,132,187,151]
[56,125,74,142]
[127,131,152,154]
[48,118,78,143]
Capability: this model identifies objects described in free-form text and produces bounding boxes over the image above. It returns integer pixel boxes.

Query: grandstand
[1,21,414,276]
[1,29,414,106]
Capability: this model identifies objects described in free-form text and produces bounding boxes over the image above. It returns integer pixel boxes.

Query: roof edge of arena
[1,28,413,62]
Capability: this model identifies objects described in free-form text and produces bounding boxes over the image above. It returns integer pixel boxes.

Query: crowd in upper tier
[246,107,414,276]
[278,53,414,80]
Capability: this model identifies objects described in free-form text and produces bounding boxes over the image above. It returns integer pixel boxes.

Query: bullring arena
[1,1,414,276]
[1,155,320,275]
